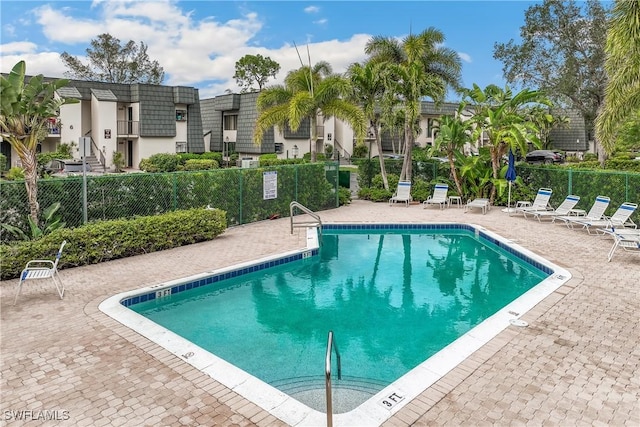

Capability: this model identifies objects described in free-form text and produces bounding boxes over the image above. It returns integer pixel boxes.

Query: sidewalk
[1,200,638,426]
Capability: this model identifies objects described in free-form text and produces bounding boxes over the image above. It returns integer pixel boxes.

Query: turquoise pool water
[131,227,548,409]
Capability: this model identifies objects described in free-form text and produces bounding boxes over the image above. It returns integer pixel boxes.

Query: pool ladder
[290,201,322,236]
[325,330,341,427]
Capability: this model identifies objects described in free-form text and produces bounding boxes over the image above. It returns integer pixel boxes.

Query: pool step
[271,375,387,413]
[272,375,386,394]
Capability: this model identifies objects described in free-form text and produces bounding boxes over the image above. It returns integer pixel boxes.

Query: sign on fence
[263,171,277,200]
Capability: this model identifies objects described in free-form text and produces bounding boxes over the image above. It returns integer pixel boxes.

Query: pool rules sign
[263,171,277,200]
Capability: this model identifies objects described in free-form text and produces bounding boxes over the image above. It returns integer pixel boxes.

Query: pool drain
[509,319,529,327]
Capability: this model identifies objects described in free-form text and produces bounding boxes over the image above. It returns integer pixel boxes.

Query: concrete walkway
[1,200,638,426]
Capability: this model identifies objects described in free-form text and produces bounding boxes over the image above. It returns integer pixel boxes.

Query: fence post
[334,162,339,208]
[239,172,243,224]
[295,165,299,201]
[172,174,178,211]
[568,168,572,195]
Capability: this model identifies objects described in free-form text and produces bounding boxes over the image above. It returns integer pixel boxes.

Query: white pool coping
[99,223,571,426]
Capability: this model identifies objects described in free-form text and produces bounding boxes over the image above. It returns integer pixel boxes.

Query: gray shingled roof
[91,89,118,101]
[56,86,82,99]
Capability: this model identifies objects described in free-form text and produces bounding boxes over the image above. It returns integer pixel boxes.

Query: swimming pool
[100,223,571,426]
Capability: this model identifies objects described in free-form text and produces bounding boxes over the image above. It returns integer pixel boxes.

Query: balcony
[47,119,61,136]
[117,121,140,136]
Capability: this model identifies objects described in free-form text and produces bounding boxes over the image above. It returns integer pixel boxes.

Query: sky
[0,0,541,100]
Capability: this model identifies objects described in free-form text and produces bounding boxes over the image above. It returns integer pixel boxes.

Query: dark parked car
[44,159,93,177]
[524,150,564,164]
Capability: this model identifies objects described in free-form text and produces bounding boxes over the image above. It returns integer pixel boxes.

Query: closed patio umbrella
[504,149,517,215]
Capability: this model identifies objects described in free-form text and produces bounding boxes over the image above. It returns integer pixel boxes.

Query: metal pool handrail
[325,330,342,427]
[289,201,322,234]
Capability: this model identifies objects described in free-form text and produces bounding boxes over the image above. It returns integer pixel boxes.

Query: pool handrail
[325,330,341,427]
[290,201,322,235]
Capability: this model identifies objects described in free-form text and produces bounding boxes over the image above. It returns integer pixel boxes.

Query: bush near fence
[0,163,340,244]
[0,207,227,280]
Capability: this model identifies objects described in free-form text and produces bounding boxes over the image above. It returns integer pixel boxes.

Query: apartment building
[200,92,475,162]
[2,78,203,171]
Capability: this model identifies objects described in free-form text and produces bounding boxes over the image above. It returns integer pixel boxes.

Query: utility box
[241,158,259,168]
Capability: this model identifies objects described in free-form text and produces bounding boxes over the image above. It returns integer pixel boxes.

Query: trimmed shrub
[184,159,219,170]
[140,153,181,172]
[0,207,227,280]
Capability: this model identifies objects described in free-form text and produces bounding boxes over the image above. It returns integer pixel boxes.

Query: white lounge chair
[567,202,637,234]
[14,240,67,305]
[525,195,581,221]
[388,180,412,207]
[514,188,553,215]
[553,196,611,229]
[598,228,640,261]
[464,198,490,214]
[423,183,449,210]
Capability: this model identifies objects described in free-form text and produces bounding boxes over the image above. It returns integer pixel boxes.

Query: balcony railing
[117,121,140,136]
[47,119,61,136]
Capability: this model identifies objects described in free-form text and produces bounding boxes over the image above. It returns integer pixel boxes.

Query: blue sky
[0,0,540,100]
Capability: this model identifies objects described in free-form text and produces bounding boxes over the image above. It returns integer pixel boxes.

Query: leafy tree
[346,60,390,189]
[595,0,640,155]
[365,27,462,181]
[60,33,164,84]
[233,54,280,93]
[493,0,609,157]
[0,61,78,224]
[613,110,640,154]
[254,61,366,162]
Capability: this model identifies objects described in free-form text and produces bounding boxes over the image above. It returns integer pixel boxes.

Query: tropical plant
[365,27,462,181]
[233,54,281,93]
[595,0,640,155]
[346,60,390,189]
[463,84,552,201]
[0,61,79,224]
[112,151,125,172]
[254,61,366,162]
[1,202,66,241]
[429,103,473,196]
[60,33,165,84]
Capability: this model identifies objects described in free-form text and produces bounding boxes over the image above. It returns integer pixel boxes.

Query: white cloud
[313,19,328,25]
[304,6,320,13]
[1,0,371,99]
[458,52,472,63]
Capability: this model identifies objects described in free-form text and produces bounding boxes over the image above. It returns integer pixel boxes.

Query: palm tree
[346,60,390,189]
[365,27,462,181]
[429,103,473,197]
[254,61,366,162]
[463,84,552,202]
[595,0,640,155]
[0,61,78,224]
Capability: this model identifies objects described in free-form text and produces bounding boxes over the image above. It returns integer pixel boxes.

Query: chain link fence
[1,162,340,244]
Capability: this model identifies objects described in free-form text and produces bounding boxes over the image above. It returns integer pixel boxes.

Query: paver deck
[1,200,638,426]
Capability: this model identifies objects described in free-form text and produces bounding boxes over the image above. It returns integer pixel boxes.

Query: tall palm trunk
[21,150,40,225]
[310,113,318,162]
[374,127,389,190]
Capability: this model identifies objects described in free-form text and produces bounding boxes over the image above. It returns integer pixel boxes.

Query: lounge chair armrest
[24,260,56,269]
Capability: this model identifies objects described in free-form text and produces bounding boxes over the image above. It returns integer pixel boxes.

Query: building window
[176,141,187,153]
[224,115,238,130]
[274,143,284,154]
[176,110,187,121]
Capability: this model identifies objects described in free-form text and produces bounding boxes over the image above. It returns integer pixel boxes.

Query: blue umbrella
[506,149,517,214]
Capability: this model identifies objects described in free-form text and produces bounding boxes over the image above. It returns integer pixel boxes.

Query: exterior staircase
[83,155,105,172]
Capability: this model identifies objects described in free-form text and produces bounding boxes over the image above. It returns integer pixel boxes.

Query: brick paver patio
[1,200,638,426]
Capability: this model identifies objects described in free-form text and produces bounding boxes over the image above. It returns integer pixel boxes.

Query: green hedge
[0,207,227,280]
